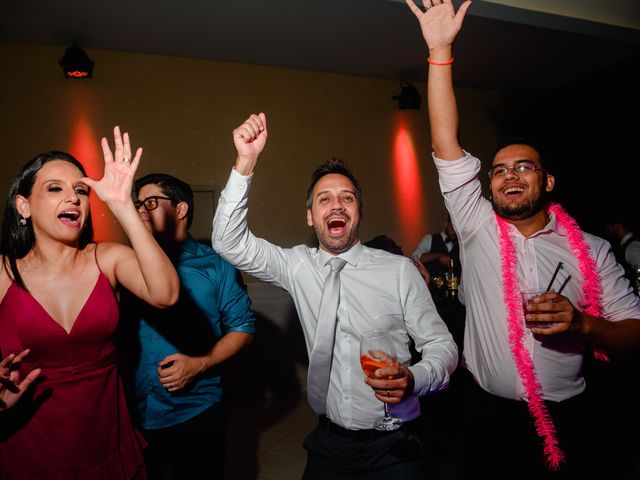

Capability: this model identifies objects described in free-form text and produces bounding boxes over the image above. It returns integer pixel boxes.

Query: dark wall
[489,58,639,241]
[544,63,638,238]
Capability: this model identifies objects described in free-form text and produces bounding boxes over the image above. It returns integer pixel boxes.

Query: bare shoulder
[92,242,134,284]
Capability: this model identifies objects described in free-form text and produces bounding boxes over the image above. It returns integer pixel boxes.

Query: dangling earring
[19,215,27,226]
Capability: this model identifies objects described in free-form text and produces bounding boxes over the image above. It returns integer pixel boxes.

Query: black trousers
[456,368,607,480]
[142,402,225,480]
[301,416,433,480]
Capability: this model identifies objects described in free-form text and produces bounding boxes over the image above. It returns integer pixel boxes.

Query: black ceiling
[1,0,638,92]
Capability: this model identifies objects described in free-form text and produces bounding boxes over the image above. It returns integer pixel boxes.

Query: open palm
[82,126,142,207]
[406,0,471,51]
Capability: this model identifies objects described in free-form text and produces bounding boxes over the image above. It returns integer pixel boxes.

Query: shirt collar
[318,242,363,268]
[441,231,455,244]
[540,211,560,235]
[504,211,565,239]
[177,235,200,258]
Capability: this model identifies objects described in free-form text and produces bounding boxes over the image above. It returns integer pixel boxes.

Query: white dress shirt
[434,152,640,402]
[620,232,640,270]
[411,232,454,262]
[213,168,458,429]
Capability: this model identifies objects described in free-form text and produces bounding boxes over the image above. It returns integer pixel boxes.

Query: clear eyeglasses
[488,160,544,178]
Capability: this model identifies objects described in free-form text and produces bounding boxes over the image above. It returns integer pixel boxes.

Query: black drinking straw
[557,275,571,295]
[546,262,564,292]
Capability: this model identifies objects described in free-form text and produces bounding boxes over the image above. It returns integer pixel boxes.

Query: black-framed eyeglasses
[488,160,544,179]
[134,196,173,211]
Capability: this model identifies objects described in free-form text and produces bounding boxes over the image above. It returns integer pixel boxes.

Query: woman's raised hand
[82,126,143,209]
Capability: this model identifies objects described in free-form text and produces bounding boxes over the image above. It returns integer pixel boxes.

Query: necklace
[496,202,604,470]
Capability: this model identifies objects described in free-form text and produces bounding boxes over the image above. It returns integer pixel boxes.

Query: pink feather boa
[496,202,604,470]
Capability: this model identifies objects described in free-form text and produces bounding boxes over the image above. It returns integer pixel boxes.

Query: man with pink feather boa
[406,0,640,478]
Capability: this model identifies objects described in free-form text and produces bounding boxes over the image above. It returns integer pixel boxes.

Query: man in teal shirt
[124,173,255,479]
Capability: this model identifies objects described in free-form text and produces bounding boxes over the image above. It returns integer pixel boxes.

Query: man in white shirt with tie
[212,112,457,479]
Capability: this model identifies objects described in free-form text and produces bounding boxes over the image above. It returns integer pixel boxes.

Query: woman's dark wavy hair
[1,151,94,290]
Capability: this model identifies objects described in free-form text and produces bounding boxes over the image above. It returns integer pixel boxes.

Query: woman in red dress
[0,127,179,479]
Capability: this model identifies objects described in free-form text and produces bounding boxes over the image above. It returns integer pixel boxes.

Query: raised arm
[82,127,179,307]
[213,113,292,286]
[406,0,471,160]
[233,113,268,175]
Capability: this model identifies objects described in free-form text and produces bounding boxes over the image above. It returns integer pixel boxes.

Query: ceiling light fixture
[392,80,421,110]
[59,43,94,79]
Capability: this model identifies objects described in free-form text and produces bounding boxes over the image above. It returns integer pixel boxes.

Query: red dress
[0,266,146,479]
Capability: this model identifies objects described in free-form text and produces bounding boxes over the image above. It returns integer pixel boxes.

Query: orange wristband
[427,57,454,66]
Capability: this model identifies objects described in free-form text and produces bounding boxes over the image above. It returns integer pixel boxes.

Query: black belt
[317,415,420,441]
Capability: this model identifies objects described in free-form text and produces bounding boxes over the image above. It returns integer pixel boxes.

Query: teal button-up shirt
[130,236,255,429]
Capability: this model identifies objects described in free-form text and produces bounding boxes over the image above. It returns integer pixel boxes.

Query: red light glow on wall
[68,112,124,243]
[392,120,425,253]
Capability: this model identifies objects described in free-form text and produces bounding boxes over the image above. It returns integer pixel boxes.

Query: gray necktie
[307,256,347,415]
